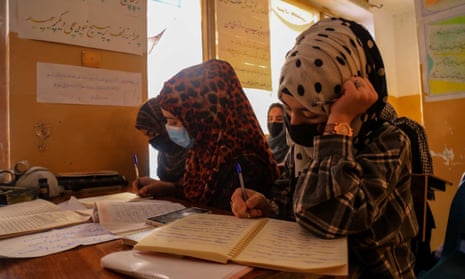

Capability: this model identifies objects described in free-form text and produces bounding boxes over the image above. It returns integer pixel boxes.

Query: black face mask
[284,113,322,147]
[288,124,321,147]
[149,136,184,155]
[268,122,284,137]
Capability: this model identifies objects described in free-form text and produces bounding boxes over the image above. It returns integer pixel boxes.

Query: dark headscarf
[266,103,289,163]
[135,101,187,182]
[154,59,279,203]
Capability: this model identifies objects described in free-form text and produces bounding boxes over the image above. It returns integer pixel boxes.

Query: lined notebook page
[234,218,347,271]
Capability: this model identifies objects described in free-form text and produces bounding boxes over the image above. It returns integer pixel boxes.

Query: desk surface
[0,239,323,279]
[0,188,337,279]
[0,239,132,279]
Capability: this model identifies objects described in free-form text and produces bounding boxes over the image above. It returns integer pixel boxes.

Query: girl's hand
[131,176,175,197]
[230,188,274,218]
[328,77,378,124]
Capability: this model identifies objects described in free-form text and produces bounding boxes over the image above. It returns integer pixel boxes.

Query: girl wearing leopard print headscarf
[136,59,279,211]
[230,18,418,278]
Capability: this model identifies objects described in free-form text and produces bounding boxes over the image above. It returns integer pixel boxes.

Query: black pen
[236,162,248,200]
[133,154,142,189]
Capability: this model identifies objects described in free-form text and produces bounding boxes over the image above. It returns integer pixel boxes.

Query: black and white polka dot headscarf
[278,17,388,138]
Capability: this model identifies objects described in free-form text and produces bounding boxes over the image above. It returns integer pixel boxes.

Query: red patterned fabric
[155,59,279,203]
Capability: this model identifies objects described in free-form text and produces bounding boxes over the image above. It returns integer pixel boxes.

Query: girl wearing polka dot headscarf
[230,18,417,278]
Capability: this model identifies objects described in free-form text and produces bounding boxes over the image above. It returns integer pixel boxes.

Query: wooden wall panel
[8,32,148,183]
[423,98,465,249]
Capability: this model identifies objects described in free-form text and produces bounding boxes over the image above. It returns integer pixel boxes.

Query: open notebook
[134,213,348,276]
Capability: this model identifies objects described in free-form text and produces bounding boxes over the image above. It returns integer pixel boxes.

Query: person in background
[133,59,280,211]
[230,17,418,278]
[134,103,187,198]
[266,103,289,165]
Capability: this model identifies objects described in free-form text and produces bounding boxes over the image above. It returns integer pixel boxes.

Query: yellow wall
[388,95,423,124]
[7,32,149,183]
[422,98,465,249]
[391,93,465,250]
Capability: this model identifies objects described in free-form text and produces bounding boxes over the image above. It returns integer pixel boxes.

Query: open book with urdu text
[134,213,348,275]
[0,199,90,239]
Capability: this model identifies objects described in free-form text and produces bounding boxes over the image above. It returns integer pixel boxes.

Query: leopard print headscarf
[155,59,279,203]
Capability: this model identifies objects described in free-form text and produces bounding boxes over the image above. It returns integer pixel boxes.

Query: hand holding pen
[133,154,143,190]
[233,162,252,218]
[231,163,277,218]
[235,163,248,201]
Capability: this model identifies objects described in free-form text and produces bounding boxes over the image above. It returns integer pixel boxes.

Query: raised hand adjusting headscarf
[155,59,279,203]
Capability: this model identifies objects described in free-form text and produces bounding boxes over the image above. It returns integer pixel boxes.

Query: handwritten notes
[426,21,465,83]
[423,13,465,97]
[95,199,185,234]
[37,62,142,107]
[0,223,118,258]
[17,0,146,55]
[135,214,348,274]
[215,0,272,90]
[270,0,318,30]
[0,199,90,239]
[236,218,347,268]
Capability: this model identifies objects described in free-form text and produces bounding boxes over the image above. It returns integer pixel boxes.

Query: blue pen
[133,154,142,189]
[236,162,248,200]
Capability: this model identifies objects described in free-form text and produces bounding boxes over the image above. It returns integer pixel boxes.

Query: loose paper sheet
[96,200,185,234]
[0,223,118,258]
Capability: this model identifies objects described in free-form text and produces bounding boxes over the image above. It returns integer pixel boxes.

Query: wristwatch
[325,122,353,136]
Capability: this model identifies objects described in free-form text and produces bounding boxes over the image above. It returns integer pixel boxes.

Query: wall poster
[17,0,146,55]
[214,0,271,90]
[416,0,465,100]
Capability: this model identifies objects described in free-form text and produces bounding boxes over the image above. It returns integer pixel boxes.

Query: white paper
[37,62,142,107]
[75,192,141,208]
[0,199,90,238]
[96,200,185,234]
[0,223,118,258]
[17,0,146,55]
[101,250,252,279]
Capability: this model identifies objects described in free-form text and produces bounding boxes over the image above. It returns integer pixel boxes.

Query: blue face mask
[165,124,194,149]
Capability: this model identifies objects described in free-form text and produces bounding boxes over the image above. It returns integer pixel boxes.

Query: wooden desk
[0,239,133,279]
[0,239,328,279]
[0,188,339,279]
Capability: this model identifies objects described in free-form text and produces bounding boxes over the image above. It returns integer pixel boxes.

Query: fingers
[131,179,140,193]
[342,77,378,106]
[230,188,249,217]
[230,188,267,218]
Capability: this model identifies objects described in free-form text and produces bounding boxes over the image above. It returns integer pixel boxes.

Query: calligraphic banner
[216,0,271,90]
[17,0,146,55]
[425,14,465,97]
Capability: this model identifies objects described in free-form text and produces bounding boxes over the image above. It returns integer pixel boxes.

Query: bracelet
[324,122,353,136]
